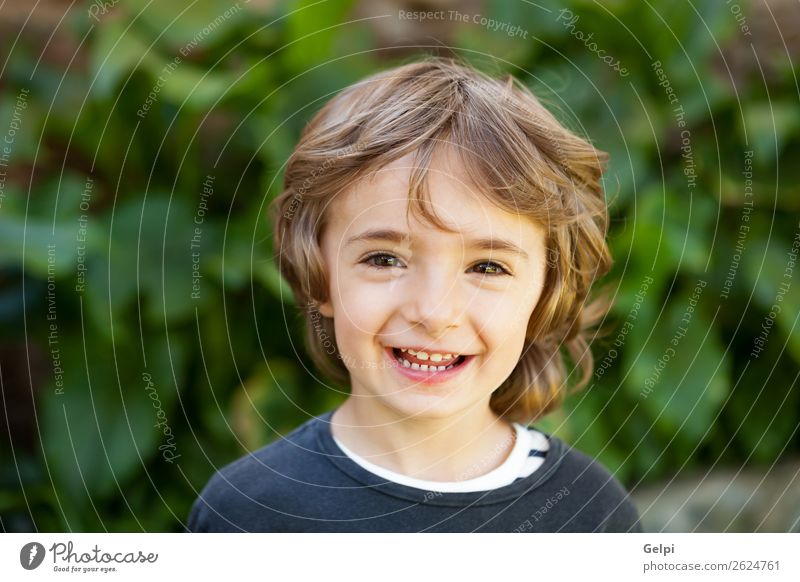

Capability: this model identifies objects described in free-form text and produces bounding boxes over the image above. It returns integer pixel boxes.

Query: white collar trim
[331,423,546,493]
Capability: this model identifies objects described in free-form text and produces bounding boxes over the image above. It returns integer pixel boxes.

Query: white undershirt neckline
[332,423,550,493]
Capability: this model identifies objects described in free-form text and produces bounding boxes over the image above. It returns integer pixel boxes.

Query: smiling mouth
[390,347,470,371]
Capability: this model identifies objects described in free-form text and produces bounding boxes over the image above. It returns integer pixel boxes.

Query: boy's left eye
[470,261,510,276]
[361,253,510,276]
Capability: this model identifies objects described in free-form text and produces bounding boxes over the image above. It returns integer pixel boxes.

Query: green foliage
[1,0,797,532]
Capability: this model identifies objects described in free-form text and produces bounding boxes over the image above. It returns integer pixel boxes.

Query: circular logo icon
[20,542,46,570]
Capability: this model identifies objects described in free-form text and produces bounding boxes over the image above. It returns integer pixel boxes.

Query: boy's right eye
[362,252,403,269]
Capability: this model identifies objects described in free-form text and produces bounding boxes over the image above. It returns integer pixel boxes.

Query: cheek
[473,293,534,355]
[332,278,393,337]
[478,290,537,330]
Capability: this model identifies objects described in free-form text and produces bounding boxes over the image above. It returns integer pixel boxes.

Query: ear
[318,299,334,318]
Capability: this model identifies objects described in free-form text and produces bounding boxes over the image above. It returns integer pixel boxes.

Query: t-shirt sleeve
[557,441,644,533]
[185,494,212,533]
[183,460,293,533]
[599,492,643,532]
[185,472,228,533]
[184,471,251,533]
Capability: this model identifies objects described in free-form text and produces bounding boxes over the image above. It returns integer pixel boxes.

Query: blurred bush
[0,0,797,531]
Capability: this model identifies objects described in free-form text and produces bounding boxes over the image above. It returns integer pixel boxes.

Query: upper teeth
[400,348,456,361]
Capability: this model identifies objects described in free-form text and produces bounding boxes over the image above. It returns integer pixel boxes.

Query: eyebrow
[345,228,530,260]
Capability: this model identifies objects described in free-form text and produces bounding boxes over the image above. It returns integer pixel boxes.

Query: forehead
[324,149,545,247]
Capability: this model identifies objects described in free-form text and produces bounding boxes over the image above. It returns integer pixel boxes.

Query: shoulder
[546,435,643,532]
[186,414,328,532]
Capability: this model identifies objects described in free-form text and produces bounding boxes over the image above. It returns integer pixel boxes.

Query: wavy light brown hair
[269,57,612,424]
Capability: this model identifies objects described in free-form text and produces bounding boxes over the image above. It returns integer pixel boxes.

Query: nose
[401,266,466,337]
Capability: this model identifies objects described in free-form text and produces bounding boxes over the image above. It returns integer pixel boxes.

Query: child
[187,57,642,532]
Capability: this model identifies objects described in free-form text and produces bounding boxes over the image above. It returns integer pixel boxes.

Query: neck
[330,397,516,482]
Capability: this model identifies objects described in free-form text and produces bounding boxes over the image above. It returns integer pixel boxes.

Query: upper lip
[388,345,469,356]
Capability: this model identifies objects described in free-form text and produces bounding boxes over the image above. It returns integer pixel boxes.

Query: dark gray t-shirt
[187,410,642,532]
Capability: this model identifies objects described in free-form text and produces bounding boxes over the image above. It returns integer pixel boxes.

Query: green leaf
[739,100,800,166]
[85,193,202,335]
[284,0,357,71]
[626,288,729,444]
[90,18,158,98]
[40,332,186,508]
[155,64,237,110]
[741,234,800,361]
[228,358,301,451]
[564,388,629,480]
[0,216,78,277]
[125,0,247,53]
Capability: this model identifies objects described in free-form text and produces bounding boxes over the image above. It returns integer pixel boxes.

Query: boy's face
[318,149,548,421]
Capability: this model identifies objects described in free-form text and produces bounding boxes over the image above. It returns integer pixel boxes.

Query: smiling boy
[318,147,548,482]
[187,57,642,532]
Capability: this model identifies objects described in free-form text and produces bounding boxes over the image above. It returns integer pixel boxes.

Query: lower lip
[384,347,473,384]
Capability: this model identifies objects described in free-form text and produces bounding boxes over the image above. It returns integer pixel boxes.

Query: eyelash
[360,252,511,276]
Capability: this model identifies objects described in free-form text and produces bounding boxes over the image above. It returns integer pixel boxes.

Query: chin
[380,393,473,422]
